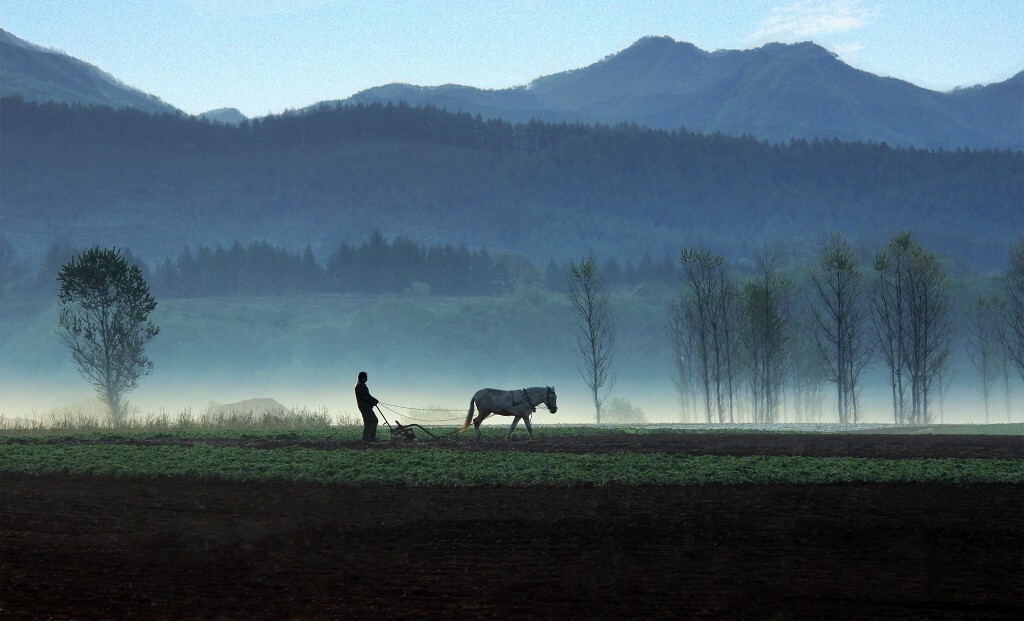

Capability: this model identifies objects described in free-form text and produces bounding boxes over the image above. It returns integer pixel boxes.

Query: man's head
[358,371,368,382]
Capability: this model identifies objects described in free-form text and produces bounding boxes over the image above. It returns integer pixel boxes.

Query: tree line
[667,233,1024,426]
[0,233,679,301]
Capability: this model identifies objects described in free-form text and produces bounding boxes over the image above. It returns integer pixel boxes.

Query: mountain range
[2,29,1020,150]
[338,37,1024,151]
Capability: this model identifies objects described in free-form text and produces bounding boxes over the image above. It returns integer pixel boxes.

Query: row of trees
[0,234,679,301]
[668,233,1024,425]
[152,236,676,298]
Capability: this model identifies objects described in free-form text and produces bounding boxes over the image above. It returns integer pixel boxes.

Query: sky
[2,0,1022,117]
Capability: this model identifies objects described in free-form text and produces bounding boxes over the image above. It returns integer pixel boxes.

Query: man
[354,371,380,442]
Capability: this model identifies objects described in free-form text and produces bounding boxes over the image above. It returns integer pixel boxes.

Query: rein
[379,402,464,423]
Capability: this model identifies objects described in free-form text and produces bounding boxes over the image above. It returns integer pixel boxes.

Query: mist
[3,366,1015,428]
[2,285,1020,428]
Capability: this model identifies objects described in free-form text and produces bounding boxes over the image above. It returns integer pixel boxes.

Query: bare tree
[740,248,791,423]
[57,247,160,422]
[1007,237,1024,382]
[667,295,698,421]
[789,318,829,423]
[996,333,1016,422]
[871,232,951,425]
[678,248,740,423]
[678,249,715,423]
[965,293,1006,422]
[809,233,871,423]
[720,275,741,423]
[871,233,912,424]
[905,245,952,424]
[568,257,615,423]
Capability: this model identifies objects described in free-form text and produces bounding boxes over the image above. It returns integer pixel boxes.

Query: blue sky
[2,0,1022,117]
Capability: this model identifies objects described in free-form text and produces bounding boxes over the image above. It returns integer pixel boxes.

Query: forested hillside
[1,97,1021,272]
[0,29,178,115]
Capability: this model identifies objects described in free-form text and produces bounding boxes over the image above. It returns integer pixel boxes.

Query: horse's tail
[461,398,475,432]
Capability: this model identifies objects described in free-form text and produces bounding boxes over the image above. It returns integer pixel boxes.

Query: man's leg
[361,409,375,441]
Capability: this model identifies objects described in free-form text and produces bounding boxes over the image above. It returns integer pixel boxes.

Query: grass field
[4,443,1023,485]
[2,421,1021,486]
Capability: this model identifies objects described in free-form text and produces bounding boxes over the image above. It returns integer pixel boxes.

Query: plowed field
[2,432,1022,620]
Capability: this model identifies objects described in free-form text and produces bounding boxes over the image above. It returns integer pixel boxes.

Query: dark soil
[2,433,1022,620]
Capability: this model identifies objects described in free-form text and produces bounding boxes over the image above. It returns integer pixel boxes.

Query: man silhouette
[354,371,379,442]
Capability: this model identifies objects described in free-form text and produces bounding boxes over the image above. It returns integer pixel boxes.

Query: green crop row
[1,444,1021,486]
[0,425,774,444]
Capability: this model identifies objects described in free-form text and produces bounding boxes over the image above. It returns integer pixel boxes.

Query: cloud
[749,0,879,42]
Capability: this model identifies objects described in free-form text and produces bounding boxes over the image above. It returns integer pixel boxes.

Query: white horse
[462,386,557,441]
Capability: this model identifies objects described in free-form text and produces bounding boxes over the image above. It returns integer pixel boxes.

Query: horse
[462,386,557,441]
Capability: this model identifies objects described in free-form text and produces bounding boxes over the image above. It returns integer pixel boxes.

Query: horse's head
[545,386,557,413]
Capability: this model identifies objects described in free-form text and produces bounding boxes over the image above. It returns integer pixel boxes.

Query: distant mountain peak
[758,40,839,60]
[198,107,247,125]
[613,36,708,60]
[627,35,679,49]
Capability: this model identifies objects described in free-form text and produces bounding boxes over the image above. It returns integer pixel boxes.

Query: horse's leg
[507,416,521,441]
[473,412,489,441]
[523,414,534,440]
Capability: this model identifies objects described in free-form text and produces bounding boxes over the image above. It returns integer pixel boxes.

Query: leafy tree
[568,257,615,423]
[57,247,159,422]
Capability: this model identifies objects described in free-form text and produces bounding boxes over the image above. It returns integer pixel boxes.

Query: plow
[376,405,446,442]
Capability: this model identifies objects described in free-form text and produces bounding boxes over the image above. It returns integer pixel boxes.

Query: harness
[519,388,536,413]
